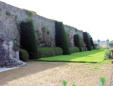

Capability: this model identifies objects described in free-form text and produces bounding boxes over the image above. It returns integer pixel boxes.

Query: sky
[1,0,113,41]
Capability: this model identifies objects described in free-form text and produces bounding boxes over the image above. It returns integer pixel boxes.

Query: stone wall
[0,5,19,42]
[64,25,83,46]
[0,1,84,47]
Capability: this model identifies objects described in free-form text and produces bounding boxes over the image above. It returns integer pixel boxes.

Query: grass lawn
[36,49,110,63]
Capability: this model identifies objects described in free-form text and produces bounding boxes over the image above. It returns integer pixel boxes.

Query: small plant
[6,11,11,16]
[62,80,76,86]
[72,83,76,86]
[63,80,67,86]
[98,77,106,86]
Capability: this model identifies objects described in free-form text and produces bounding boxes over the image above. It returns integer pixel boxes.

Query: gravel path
[0,61,112,86]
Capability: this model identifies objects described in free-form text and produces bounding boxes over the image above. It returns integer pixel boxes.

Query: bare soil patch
[0,61,112,86]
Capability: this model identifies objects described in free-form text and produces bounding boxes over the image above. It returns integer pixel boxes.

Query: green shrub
[83,32,92,50]
[69,47,80,54]
[20,19,38,59]
[74,34,83,51]
[19,49,29,61]
[104,49,112,59]
[37,47,63,58]
[55,21,70,55]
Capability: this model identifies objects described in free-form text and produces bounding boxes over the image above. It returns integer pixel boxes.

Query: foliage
[0,8,2,11]
[69,47,80,54]
[63,80,67,86]
[36,27,55,47]
[74,34,83,51]
[110,40,113,44]
[62,80,76,86]
[98,77,106,86]
[62,77,106,86]
[6,11,11,16]
[37,47,63,58]
[25,9,36,16]
[90,37,95,49]
[19,49,29,61]
[83,32,92,50]
[20,19,38,59]
[55,21,70,55]
[66,31,74,47]
[104,49,112,59]
[38,49,106,63]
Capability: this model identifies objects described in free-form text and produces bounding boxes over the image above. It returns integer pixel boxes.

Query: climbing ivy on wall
[66,31,74,47]
[20,19,38,59]
[55,21,70,55]
[36,27,55,47]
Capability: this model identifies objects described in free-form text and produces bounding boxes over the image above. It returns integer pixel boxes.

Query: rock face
[0,4,25,68]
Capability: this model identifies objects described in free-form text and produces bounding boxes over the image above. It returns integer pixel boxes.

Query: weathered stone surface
[0,1,84,47]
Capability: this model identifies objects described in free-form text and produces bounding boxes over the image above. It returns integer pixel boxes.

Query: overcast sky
[1,0,113,41]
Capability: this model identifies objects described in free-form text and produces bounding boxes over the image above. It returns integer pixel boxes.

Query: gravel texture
[0,61,112,86]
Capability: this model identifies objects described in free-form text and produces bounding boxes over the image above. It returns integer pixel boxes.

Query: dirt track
[0,61,112,86]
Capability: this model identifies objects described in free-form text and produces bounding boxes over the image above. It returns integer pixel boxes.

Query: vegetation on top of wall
[83,32,92,50]
[55,21,70,55]
[20,19,38,59]
[6,11,11,16]
[74,34,83,51]
[24,9,37,17]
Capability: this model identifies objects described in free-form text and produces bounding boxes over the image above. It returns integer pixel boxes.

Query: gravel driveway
[0,61,112,86]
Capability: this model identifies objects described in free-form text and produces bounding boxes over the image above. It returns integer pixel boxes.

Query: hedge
[37,47,63,58]
[55,21,70,55]
[74,34,83,51]
[83,32,92,50]
[90,37,95,49]
[19,49,29,61]
[20,19,38,59]
[69,47,80,54]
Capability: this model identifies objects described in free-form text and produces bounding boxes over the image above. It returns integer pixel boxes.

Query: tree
[55,21,70,54]
[83,32,92,50]
[20,19,38,59]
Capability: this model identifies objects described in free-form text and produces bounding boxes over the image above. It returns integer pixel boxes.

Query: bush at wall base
[69,47,80,54]
[55,21,70,55]
[37,47,63,58]
[19,49,29,61]
[20,19,38,59]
